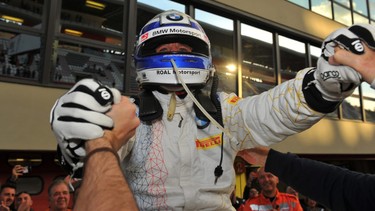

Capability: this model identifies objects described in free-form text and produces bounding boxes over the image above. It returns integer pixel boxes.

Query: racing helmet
[134,10,215,90]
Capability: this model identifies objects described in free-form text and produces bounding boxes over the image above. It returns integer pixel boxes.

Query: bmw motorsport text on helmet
[134,10,215,90]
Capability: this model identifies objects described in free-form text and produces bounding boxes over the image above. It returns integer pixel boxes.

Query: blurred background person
[241,167,302,211]
[46,179,72,211]
[248,188,259,200]
[15,192,33,211]
[242,169,260,201]
[0,183,16,211]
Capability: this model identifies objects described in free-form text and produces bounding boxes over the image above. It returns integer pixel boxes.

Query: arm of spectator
[237,147,269,167]
[10,165,24,182]
[238,147,375,210]
[5,165,23,188]
[73,96,139,211]
[331,43,375,88]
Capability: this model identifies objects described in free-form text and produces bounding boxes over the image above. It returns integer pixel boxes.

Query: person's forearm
[332,44,375,88]
[265,149,375,210]
[74,134,138,211]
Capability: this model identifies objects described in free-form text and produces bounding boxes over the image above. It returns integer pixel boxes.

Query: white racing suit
[119,68,325,210]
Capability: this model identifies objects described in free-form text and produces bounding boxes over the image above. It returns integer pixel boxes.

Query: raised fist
[329,24,375,90]
[50,78,121,177]
[315,27,363,101]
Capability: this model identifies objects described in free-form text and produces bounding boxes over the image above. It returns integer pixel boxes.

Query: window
[353,13,370,23]
[60,0,124,45]
[195,9,235,94]
[0,0,44,28]
[288,0,310,9]
[279,35,306,82]
[241,24,275,96]
[137,0,185,12]
[334,2,353,25]
[0,30,41,81]
[335,0,351,7]
[51,40,125,89]
[362,83,375,122]
[353,0,369,16]
[309,45,320,67]
[50,0,126,88]
[311,0,333,19]
[342,87,362,120]
[370,0,375,21]
[0,0,44,82]
[289,0,374,25]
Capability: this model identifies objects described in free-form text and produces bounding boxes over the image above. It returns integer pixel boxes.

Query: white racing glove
[348,24,375,49]
[348,24,375,88]
[50,78,121,178]
[314,27,363,101]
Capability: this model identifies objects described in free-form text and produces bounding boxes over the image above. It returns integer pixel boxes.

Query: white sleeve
[221,68,325,151]
[117,135,136,161]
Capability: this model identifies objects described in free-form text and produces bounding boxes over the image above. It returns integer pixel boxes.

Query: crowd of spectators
[0,166,74,211]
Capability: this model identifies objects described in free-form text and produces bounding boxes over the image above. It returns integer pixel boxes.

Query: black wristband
[303,68,341,113]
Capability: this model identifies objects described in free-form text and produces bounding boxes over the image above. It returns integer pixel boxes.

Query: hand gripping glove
[348,24,375,89]
[50,78,121,178]
[314,27,363,101]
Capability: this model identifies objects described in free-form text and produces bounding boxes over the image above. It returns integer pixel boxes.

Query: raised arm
[74,96,140,210]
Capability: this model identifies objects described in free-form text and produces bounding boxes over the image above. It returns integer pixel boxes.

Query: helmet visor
[138,34,209,57]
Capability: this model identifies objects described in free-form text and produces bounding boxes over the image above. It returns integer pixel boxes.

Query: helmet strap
[137,90,163,122]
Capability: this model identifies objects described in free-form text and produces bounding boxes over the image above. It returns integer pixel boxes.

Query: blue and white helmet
[134,10,215,90]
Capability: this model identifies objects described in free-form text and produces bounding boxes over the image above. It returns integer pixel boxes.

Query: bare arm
[74,137,139,211]
[332,43,375,87]
[74,96,140,211]
[11,165,24,181]
[237,146,269,167]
